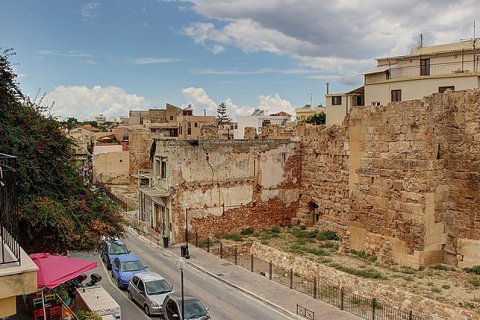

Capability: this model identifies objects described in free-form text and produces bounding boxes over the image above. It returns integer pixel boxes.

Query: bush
[431,264,450,271]
[306,247,330,256]
[464,265,480,275]
[224,233,243,242]
[240,227,254,235]
[316,230,339,241]
[469,277,480,287]
[270,227,280,234]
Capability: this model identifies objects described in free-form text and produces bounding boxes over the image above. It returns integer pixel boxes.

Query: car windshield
[108,242,128,255]
[184,300,208,319]
[145,279,172,295]
[120,260,144,272]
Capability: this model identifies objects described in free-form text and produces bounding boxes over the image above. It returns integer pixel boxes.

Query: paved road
[75,230,293,320]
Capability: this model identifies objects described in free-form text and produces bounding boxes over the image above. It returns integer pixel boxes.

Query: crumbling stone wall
[155,139,301,241]
[297,90,480,268]
[129,131,153,186]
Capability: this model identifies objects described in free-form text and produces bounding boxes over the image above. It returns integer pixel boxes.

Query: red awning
[30,253,97,289]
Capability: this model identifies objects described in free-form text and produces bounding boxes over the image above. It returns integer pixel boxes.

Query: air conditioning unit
[371,101,381,107]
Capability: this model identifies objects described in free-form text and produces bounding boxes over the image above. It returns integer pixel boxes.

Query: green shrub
[270,227,280,234]
[329,264,386,280]
[441,284,450,289]
[240,227,254,235]
[306,247,330,256]
[469,277,480,287]
[464,265,480,275]
[316,230,339,241]
[299,225,307,230]
[431,287,441,293]
[224,233,243,241]
[431,264,450,271]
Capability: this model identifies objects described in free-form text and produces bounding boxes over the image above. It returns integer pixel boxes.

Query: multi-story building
[0,154,38,318]
[364,40,480,106]
[295,105,325,122]
[325,40,480,125]
[176,106,216,140]
[234,109,291,139]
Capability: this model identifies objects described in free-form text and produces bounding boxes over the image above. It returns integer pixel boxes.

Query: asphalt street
[74,229,294,320]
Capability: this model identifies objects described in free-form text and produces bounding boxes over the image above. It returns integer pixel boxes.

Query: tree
[304,112,326,125]
[61,117,79,130]
[0,49,124,253]
[216,102,231,127]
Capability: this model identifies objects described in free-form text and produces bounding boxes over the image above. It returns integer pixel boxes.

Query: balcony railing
[0,153,21,265]
[366,58,480,84]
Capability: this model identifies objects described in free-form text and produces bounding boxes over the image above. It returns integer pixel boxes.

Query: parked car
[162,294,210,320]
[100,238,130,270]
[127,271,173,316]
[111,254,147,289]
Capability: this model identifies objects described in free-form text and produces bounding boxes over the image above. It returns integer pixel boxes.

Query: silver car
[127,271,173,315]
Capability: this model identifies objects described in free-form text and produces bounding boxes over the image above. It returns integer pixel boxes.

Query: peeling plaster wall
[154,139,301,241]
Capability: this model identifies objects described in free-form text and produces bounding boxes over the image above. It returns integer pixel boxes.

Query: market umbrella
[29,253,97,318]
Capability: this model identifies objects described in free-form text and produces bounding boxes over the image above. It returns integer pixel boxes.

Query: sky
[0,0,478,121]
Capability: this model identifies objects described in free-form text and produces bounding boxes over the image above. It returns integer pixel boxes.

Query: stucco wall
[93,151,130,184]
[154,139,301,241]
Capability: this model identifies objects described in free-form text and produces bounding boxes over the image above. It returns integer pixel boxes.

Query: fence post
[207,237,210,253]
[234,247,238,265]
[269,261,272,280]
[340,287,344,310]
[250,254,254,272]
[372,298,376,320]
[195,232,198,247]
[289,269,293,289]
[313,277,317,299]
[409,310,413,320]
[220,242,223,259]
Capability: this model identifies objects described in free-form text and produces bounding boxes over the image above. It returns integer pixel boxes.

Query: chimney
[326,82,330,95]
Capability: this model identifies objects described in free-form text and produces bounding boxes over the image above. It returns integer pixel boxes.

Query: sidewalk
[132,229,357,320]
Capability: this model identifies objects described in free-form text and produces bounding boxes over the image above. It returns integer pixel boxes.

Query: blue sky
[1,0,477,120]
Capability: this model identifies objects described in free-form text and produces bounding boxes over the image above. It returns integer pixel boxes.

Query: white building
[234,109,291,139]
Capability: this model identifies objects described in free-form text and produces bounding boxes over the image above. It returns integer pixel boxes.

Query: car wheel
[144,305,150,316]
[117,279,122,289]
[127,291,133,301]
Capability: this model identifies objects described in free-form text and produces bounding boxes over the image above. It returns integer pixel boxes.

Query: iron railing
[0,153,21,265]
[193,233,429,320]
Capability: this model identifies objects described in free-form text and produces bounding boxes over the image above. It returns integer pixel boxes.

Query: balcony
[365,59,480,85]
[0,153,20,265]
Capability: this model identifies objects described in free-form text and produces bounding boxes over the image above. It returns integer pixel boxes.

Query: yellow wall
[0,296,16,317]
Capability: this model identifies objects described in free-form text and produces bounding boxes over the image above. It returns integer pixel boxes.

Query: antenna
[308,93,313,107]
[420,33,423,47]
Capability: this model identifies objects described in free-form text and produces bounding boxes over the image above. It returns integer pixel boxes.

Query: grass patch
[350,249,377,263]
[431,264,450,271]
[316,230,340,241]
[464,266,480,275]
[224,233,243,242]
[319,241,339,250]
[441,284,450,289]
[329,263,386,280]
[305,247,330,257]
[240,227,254,235]
[469,277,480,287]
[431,287,441,293]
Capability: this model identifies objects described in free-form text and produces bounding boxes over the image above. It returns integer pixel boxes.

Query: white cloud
[45,85,149,121]
[129,57,186,65]
[80,3,101,19]
[181,87,293,119]
[183,0,479,74]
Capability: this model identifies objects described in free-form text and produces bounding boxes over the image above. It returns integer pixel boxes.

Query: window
[155,158,161,177]
[170,116,173,121]
[439,86,454,93]
[262,120,271,127]
[137,280,145,293]
[332,96,342,105]
[420,58,430,76]
[161,160,167,179]
[391,89,402,102]
[132,276,139,287]
[166,299,179,318]
[194,122,198,128]
[187,122,192,135]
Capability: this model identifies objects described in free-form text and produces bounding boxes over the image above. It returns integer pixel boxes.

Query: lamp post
[178,257,186,319]
[184,207,190,259]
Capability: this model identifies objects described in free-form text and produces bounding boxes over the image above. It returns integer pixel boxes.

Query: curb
[129,228,302,320]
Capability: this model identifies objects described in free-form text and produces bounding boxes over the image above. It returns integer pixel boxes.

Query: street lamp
[177,257,186,319]
[184,207,190,259]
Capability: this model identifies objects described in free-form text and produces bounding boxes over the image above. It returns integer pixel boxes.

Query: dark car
[111,254,148,289]
[162,294,210,320]
[100,238,130,270]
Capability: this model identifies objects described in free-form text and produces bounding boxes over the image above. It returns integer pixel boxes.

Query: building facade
[234,109,291,139]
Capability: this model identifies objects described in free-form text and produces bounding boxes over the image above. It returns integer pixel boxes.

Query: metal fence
[192,234,429,320]
[0,153,21,265]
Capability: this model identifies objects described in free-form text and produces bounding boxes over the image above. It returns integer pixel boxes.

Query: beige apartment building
[176,106,216,140]
[365,40,480,106]
[325,40,480,125]
[295,105,325,122]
